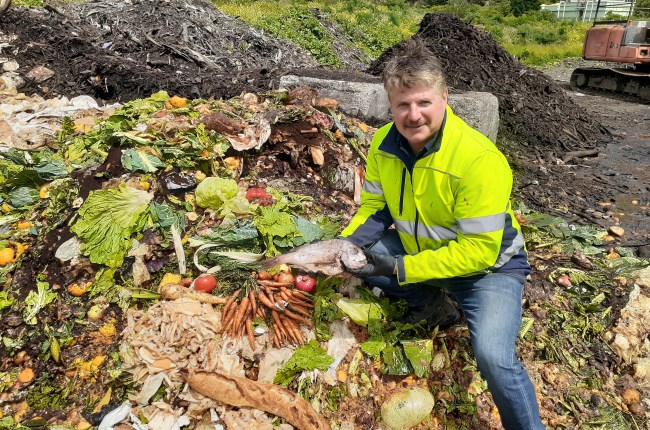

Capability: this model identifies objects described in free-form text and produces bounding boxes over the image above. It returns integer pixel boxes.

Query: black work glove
[346,250,397,277]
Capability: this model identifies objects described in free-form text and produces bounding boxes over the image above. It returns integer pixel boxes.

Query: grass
[216,0,589,66]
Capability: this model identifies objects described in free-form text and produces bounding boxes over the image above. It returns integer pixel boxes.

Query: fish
[260,239,368,276]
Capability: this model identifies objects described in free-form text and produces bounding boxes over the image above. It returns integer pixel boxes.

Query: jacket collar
[378,109,448,167]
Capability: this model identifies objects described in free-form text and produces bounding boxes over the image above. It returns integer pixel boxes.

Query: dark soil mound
[366,13,611,157]
[0,0,318,101]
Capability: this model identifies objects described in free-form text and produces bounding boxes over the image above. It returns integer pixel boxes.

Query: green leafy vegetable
[336,297,386,327]
[274,339,334,387]
[121,149,165,172]
[150,201,186,235]
[8,186,39,208]
[195,177,239,209]
[254,205,301,256]
[189,218,260,249]
[71,185,153,267]
[23,281,57,325]
[44,178,79,230]
[0,292,14,312]
[194,177,252,218]
[381,344,413,375]
[312,279,344,341]
[359,340,387,358]
[402,339,434,378]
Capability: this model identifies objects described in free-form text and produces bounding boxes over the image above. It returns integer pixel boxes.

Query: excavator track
[570,67,650,101]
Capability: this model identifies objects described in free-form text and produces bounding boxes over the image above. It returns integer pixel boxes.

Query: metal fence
[541,0,634,21]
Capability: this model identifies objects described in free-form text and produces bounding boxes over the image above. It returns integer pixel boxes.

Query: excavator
[570,0,650,100]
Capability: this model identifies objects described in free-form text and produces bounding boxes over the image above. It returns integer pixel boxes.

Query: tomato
[194,274,218,293]
[294,275,316,293]
[556,274,572,287]
[245,187,269,201]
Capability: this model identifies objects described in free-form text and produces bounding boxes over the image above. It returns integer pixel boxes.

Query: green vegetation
[216,0,590,66]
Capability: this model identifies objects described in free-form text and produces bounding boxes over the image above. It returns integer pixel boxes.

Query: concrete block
[279,73,499,142]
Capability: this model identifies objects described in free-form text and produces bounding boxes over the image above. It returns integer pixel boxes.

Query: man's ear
[442,88,449,104]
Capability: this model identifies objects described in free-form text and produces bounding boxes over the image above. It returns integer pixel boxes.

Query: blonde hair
[382,38,447,94]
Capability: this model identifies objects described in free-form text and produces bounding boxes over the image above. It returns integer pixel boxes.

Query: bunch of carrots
[221,273,314,349]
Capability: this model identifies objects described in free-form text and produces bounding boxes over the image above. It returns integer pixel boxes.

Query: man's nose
[407,105,420,122]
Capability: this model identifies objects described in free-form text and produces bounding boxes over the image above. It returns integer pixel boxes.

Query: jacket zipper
[399,167,406,216]
[411,166,421,252]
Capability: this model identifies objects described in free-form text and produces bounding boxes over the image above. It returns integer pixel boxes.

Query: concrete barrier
[279,73,499,143]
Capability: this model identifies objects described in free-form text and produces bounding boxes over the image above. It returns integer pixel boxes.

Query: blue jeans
[365,230,545,430]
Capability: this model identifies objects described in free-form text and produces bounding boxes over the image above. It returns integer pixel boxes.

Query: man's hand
[346,250,397,277]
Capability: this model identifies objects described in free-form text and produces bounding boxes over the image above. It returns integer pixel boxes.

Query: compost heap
[367,13,611,158]
[0,0,319,101]
[0,92,648,429]
[1,3,650,430]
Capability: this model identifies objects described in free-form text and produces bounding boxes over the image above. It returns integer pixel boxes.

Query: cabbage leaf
[23,282,57,325]
[274,340,333,387]
[71,185,153,267]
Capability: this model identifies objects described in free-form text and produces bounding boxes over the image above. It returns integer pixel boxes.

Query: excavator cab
[582,20,650,64]
[571,1,650,99]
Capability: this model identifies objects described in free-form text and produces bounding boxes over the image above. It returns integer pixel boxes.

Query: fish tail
[260,256,281,270]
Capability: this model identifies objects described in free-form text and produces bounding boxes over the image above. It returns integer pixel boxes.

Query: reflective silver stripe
[362,180,383,196]
[394,220,457,241]
[492,232,525,268]
[394,219,415,236]
[420,223,457,241]
[457,213,505,234]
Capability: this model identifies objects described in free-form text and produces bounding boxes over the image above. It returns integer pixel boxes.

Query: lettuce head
[71,185,153,267]
[194,177,252,218]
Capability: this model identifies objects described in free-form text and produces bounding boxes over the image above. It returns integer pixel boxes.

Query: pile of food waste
[0,85,649,429]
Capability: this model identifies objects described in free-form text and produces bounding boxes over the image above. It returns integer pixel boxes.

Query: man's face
[388,81,448,150]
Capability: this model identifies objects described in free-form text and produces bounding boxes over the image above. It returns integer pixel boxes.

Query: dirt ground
[534,59,650,249]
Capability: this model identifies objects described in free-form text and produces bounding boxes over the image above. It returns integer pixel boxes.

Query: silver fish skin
[260,239,367,276]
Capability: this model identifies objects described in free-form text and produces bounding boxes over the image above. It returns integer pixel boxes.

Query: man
[339,38,545,430]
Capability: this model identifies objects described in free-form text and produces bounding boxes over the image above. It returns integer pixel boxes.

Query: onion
[275,271,295,284]
[381,387,435,430]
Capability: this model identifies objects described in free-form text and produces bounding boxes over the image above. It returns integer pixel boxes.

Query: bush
[516,23,566,44]
[510,0,540,17]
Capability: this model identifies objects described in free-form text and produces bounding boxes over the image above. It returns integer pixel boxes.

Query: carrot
[271,328,281,349]
[245,317,255,350]
[291,289,313,299]
[224,289,241,310]
[281,316,301,345]
[271,310,288,341]
[221,289,243,332]
[283,318,304,345]
[268,291,285,311]
[238,306,252,338]
[256,306,266,319]
[249,290,257,319]
[287,304,311,318]
[233,296,250,335]
[289,300,314,309]
[279,289,292,303]
[257,290,276,310]
[257,280,293,288]
[283,309,313,328]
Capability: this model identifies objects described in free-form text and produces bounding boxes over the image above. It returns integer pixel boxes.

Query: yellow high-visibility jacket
[341,106,530,285]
